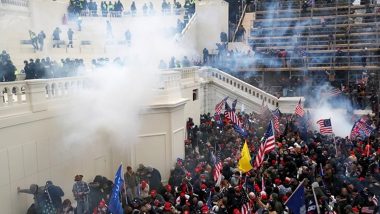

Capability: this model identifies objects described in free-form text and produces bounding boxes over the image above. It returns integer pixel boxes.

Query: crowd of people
[67,0,195,18]
[27,27,76,51]
[68,0,125,17]
[17,104,380,213]
[23,57,86,79]
[159,55,201,69]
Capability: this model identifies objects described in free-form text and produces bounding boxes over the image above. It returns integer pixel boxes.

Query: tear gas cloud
[306,83,354,137]
[59,15,194,148]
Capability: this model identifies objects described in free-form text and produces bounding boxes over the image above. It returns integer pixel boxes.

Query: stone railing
[205,68,279,109]
[159,71,181,90]
[0,81,27,107]
[0,77,88,115]
[45,77,87,99]
[174,66,200,83]
[1,0,28,7]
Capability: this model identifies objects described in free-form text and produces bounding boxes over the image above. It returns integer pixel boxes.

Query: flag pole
[333,135,338,157]
[311,182,321,214]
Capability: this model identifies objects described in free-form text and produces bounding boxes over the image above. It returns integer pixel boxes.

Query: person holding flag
[285,179,306,214]
[254,121,276,170]
[214,96,228,121]
[108,164,124,214]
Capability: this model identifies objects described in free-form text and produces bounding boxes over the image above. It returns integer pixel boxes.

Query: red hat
[98,199,106,208]
[150,189,157,197]
[195,167,201,173]
[233,208,241,214]
[274,178,282,185]
[201,183,207,190]
[201,205,209,213]
[164,202,172,211]
[352,207,359,212]
[165,184,172,192]
[285,177,291,184]
[261,191,267,200]
[254,184,261,193]
[186,172,191,177]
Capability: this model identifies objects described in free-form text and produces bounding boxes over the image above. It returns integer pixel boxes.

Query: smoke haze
[58,15,193,148]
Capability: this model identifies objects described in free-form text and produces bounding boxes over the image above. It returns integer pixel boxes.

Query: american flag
[294,99,305,117]
[316,119,333,134]
[225,102,242,127]
[272,108,281,135]
[241,189,251,214]
[350,118,374,139]
[254,121,276,169]
[215,97,228,115]
[356,118,373,136]
[321,87,342,97]
[213,151,222,182]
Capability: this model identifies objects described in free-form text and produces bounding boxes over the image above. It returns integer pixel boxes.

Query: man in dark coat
[67,28,74,48]
[146,166,162,191]
[52,27,61,48]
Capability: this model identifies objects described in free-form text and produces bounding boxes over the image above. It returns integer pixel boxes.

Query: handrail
[180,12,196,36]
[232,4,247,42]
[174,12,197,42]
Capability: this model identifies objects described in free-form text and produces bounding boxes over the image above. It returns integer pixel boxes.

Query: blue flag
[285,180,306,214]
[234,124,248,138]
[108,164,124,214]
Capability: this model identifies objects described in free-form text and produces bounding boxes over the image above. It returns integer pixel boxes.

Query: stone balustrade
[1,0,28,7]
[0,81,27,107]
[175,66,199,83]
[159,71,181,90]
[0,77,88,115]
[205,68,279,109]
[0,67,301,117]
[45,77,87,99]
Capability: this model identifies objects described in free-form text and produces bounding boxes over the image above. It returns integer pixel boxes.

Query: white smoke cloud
[58,14,194,148]
[307,84,354,137]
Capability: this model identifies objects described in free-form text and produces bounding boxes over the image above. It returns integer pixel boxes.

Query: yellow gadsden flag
[238,141,253,173]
